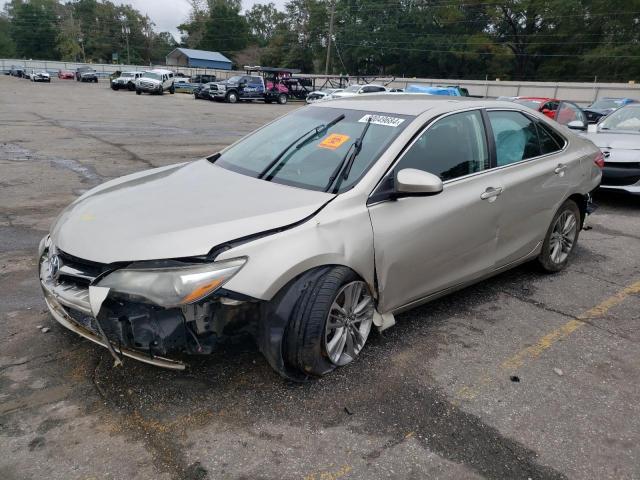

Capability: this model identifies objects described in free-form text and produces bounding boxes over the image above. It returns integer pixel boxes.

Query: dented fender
[216,194,376,302]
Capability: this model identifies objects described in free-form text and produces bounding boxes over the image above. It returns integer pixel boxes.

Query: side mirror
[541,108,551,115]
[567,120,586,131]
[395,168,443,196]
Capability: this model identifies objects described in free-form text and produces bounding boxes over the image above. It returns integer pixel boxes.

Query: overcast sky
[1,1,287,41]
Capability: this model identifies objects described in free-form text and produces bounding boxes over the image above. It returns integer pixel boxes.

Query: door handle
[554,163,567,175]
[480,186,503,200]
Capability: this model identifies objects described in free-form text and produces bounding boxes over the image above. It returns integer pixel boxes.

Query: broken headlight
[97,258,246,308]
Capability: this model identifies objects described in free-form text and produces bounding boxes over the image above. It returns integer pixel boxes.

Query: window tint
[488,111,540,166]
[397,110,489,181]
[536,122,565,155]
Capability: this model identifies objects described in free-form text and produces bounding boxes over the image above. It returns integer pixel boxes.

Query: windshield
[589,99,625,110]
[599,105,640,131]
[227,76,242,83]
[121,73,134,78]
[514,99,542,109]
[143,73,161,81]
[214,107,412,192]
[344,85,361,93]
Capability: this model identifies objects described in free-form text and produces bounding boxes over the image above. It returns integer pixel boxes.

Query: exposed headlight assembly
[98,258,246,308]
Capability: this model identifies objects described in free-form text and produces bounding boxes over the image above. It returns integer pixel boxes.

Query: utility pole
[325,0,335,76]
[122,24,131,64]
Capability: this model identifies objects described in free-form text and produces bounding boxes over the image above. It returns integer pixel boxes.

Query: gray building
[166,48,232,70]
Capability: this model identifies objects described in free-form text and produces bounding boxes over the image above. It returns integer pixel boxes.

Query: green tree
[6,0,60,59]
[0,15,17,57]
[245,2,286,46]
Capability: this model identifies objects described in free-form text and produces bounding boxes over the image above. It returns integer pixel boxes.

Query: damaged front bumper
[39,250,187,369]
[38,239,259,370]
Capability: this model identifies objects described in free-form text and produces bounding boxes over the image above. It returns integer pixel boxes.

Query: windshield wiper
[324,116,372,193]
[258,114,345,180]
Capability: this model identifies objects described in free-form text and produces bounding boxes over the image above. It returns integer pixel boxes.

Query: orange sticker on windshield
[318,133,350,150]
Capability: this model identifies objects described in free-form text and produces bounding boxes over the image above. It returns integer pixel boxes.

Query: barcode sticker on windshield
[359,114,405,127]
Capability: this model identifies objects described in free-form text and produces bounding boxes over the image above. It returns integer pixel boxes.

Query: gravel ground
[1,76,639,480]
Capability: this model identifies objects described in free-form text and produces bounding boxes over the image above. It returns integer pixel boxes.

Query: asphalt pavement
[1,76,639,480]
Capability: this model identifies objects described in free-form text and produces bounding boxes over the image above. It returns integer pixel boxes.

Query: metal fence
[4,58,640,105]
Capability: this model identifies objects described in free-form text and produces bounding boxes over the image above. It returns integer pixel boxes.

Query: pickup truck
[208,75,288,104]
[76,67,98,83]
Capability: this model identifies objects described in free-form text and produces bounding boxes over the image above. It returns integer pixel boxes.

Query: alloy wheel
[549,210,577,264]
[324,281,374,366]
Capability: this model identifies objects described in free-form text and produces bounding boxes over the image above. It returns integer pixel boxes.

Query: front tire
[537,199,581,272]
[169,85,175,94]
[136,89,142,95]
[277,93,288,105]
[226,91,238,103]
[284,267,374,378]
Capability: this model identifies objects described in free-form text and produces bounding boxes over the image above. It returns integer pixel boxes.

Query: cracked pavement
[1,76,639,480]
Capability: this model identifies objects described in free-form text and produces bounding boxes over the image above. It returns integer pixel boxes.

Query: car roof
[314,94,522,116]
[517,97,558,101]
[148,69,173,74]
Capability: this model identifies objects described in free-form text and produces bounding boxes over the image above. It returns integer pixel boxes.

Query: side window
[250,76,262,85]
[556,102,586,126]
[536,122,565,155]
[396,110,489,181]
[488,111,540,166]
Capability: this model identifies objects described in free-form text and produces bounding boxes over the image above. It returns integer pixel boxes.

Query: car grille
[602,162,640,186]
[140,81,156,89]
[42,249,110,315]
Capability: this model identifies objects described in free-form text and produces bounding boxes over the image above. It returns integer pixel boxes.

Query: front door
[368,109,502,313]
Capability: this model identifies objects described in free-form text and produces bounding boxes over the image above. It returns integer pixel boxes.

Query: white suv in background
[112,71,144,91]
[135,69,175,95]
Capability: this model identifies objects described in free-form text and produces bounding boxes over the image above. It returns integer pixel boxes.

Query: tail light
[594,152,605,169]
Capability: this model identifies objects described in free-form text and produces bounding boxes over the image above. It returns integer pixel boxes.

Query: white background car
[28,70,51,82]
[330,84,388,98]
[111,71,143,91]
[135,69,175,95]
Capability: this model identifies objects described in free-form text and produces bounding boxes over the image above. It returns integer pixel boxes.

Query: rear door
[368,109,502,312]
[487,110,574,267]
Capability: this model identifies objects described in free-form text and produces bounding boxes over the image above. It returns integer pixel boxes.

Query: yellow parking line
[456,280,640,401]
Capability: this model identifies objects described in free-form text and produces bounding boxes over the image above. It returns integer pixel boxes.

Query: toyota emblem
[49,254,61,280]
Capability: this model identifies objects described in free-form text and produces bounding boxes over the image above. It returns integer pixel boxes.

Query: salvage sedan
[39,96,602,380]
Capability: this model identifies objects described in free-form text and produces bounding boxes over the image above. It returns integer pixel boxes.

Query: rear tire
[127,82,135,91]
[537,199,581,273]
[283,267,374,378]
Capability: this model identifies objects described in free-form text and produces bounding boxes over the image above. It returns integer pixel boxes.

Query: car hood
[583,131,640,150]
[51,160,334,264]
[331,91,356,98]
[585,108,614,115]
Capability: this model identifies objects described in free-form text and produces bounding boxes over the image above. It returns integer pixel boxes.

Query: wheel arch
[566,192,588,227]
